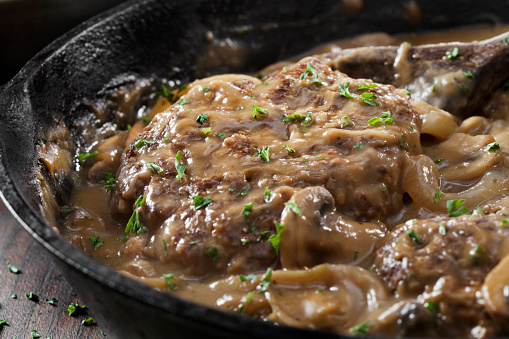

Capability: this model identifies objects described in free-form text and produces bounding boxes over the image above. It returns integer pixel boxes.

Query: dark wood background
[0,198,106,338]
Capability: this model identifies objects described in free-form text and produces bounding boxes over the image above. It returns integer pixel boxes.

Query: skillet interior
[2,0,509,337]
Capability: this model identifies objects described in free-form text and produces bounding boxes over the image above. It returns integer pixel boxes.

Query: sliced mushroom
[482,254,509,318]
[279,186,387,269]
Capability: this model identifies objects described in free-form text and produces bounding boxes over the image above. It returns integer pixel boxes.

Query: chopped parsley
[469,244,485,265]
[354,143,365,150]
[30,330,41,338]
[68,300,87,316]
[400,134,409,149]
[242,202,255,231]
[35,138,47,146]
[283,144,295,154]
[281,112,312,125]
[214,132,225,139]
[203,128,211,135]
[239,274,257,282]
[338,81,380,106]
[162,239,167,250]
[47,297,57,306]
[252,105,268,119]
[257,231,271,241]
[11,294,17,299]
[505,37,509,45]
[500,219,509,227]
[25,292,39,302]
[358,83,378,90]
[239,185,250,197]
[125,195,146,235]
[269,221,284,255]
[100,172,117,192]
[254,146,270,162]
[6,261,20,274]
[155,84,185,104]
[175,150,186,180]
[82,317,95,326]
[485,142,500,152]
[350,321,372,336]
[353,250,359,261]
[60,206,76,217]
[341,116,353,128]
[405,229,421,244]
[433,189,445,203]
[204,246,218,261]
[425,301,437,314]
[200,86,210,92]
[434,158,444,165]
[139,116,152,124]
[163,273,176,291]
[192,195,213,210]
[299,61,319,80]
[259,267,273,293]
[284,201,302,216]
[134,139,156,150]
[445,47,459,60]
[240,238,249,245]
[76,151,99,162]
[462,70,474,79]
[0,320,7,327]
[368,111,393,126]
[264,186,271,202]
[88,233,104,250]
[460,83,469,94]
[439,222,447,235]
[196,113,208,125]
[188,241,197,245]
[178,98,191,105]
[447,199,470,217]
[146,162,163,173]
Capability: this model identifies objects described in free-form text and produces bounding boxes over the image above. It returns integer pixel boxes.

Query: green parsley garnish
[264,186,271,202]
[368,111,393,126]
[146,162,163,173]
[6,261,20,274]
[462,70,474,79]
[134,139,156,150]
[100,172,117,193]
[252,105,268,119]
[338,81,380,106]
[254,146,270,162]
[192,195,213,210]
[284,201,302,216]
[469,244,485,265]
[340,116,353,128]
[405,229,421,244]
[162,239,167,250]
[353,250,359,261]
[257,231,271,241]
[239,274,257,282]
[242,202,254,231]
[30,330,41,338]
[485,142,500,152]
[88,233,104,250]
[259,267,273,293]
[446,199,470,217]
[76,151,99,162]
[188,241,197,245]
[241,238,249,245]
[11,294,17,299]
[299,61,319,80]
[433,189,445,203]
[82,317,95,326]
[460,83,469,94]
[350,321,372,336]
[0,320,7,327]
[268,221,284,255]
[67,300,86,316]
[125,195,146,235]
[196,113,208,125]
[25,292,39,302]
[283,144,295,154]
[281,112,312,125]
[47,297,57,306]
[178,98,191,105]
[425,301,437,314]
[163,273,176,291]
[175,150,186,180]
[204,246,218,261]
[354,143,365,150]
[434,158,444,165]
[504,37,509,45]
[200,86,210,92]
[400,134,409,149]
[139,116,152,124]
[439,222,447,235]
[239,185,250,196]
[35,138,47,146]
[445,47,459,60]
[500,219,509,227]
[155,84,186,104]
[214,132,225,139]
[203,128,211,135]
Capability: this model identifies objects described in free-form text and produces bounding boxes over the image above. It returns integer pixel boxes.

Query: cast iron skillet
[1,0,509,338]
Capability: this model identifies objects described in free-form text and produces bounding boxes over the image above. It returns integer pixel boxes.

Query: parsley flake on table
[76,151,98,162]
[5,261,20,274]
[100,172,117,193]
[175,150,187,180]
[163,273,176,291]
[47,298,57,306]
[284,201,302,216]
[0,320,7,327]
[82,317,95,326]
[67,300,86,316]
[125,195,146,235]
[269,221,284,255]
[196,113,208,125]
[192,195,213,210]
[146,162,163,173]
[88,233,104,250]
[251,105,268,119]
[25,292,39,302]
[30,330,41,338]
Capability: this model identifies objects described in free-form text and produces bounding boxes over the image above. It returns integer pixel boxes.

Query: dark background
[0,0,127,85]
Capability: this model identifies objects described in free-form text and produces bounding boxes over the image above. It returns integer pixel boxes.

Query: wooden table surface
[0,198,106,338]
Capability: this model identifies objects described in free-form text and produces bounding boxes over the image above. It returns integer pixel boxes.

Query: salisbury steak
[110,57,421,277]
